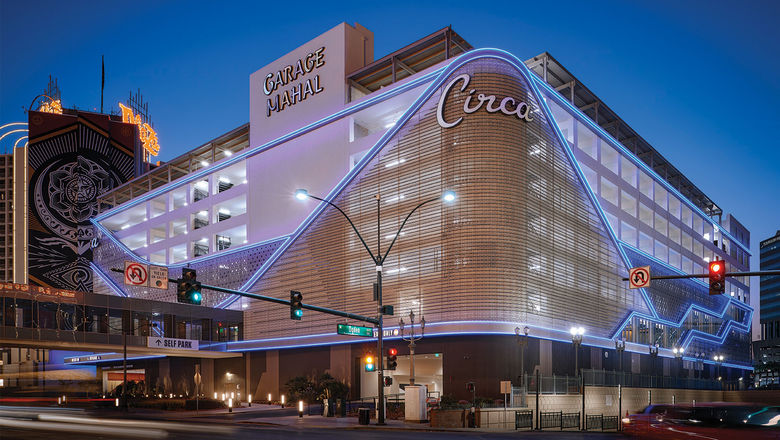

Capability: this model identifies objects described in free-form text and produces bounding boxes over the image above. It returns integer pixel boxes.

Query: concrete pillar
[329,344,351,383]
[257,350,279,399]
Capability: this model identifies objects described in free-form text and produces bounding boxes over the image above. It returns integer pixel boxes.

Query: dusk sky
[2,1,778,293]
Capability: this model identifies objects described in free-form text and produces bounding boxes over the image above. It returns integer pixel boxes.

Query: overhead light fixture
[200,160,209,167]
[224,150,233,157]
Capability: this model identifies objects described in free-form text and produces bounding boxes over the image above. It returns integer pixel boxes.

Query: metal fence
[585,414,619,431]
[581,369,724,390]
[525,374,580,395]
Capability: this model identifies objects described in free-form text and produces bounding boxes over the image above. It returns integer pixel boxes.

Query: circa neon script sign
[264,47,326,117]
[436,73,534,128]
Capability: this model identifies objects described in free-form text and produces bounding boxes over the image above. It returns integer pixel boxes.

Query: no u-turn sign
[629,266,651,289]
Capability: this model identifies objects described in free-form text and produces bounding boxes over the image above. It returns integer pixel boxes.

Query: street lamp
[294,188,455,425]
[713,355,724,382]
[515,326,529,386]
[673,347,684,378]
[570,326,585,377]
[399,311,425,385]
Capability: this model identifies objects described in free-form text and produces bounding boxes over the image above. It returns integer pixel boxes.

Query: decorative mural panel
[27,111,138,291]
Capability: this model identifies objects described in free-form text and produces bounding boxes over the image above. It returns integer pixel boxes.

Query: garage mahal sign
[264,47,326,117]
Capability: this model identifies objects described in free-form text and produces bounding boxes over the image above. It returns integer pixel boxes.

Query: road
[0,406,621,439]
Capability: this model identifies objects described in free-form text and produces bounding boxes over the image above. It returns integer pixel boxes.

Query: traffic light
[386,348,397,370]
[383,376,393,387]
[290,291,303,320]
[709,260,726,295]
[177,269,202,305]
[364,355,375,372]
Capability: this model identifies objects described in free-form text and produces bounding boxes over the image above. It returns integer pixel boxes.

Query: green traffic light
[365,363,375,372]
[294,309,303,317]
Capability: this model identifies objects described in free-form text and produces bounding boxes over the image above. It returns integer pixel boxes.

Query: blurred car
[622,402,780,439]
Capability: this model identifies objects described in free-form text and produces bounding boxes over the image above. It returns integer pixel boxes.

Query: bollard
[228,398,233,413]
[298,400,304,418]
[248,394,252,407]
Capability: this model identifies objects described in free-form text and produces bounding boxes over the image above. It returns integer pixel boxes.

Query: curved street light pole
[295,189,454,425]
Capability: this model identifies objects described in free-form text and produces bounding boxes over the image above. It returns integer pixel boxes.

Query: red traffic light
[388,348,398,356]
[708,260,726,295]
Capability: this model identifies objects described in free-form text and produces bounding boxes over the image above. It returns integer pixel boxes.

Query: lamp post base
[404,385,428,422]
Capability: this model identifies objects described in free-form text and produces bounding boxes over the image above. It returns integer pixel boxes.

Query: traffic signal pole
[622,270,780,281]
[110,268,378,324]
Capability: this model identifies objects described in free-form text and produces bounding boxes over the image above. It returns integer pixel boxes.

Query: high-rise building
[754,230,780,387]
[0,154,12,282]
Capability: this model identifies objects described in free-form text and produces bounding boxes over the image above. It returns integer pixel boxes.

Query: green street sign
[337,324,375,338]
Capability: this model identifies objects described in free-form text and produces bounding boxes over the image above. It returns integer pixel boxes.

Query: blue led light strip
[221,318,751,369]
[531,76,750,256]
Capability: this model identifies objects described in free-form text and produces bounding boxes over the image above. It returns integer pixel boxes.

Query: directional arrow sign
[147,336,198,350]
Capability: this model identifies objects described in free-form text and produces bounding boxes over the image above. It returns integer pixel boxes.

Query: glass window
[606,212,619,234]
[601,144,619,174]
[682,256,693,274]
[669,249,681,269]
[621,157,637,187]
[694,240,704,260]
[549,99,574,144]
[639,172,653,199]
[654,182,667,210]
[654,240,668,262]
[639,203,653,227]
[600,177,619,206]
[654,212,667,236]
[621,221,637,246]
[681,205,692,228]
[639,232,653,254]
[576,121,598,160]
[669,224,681,243]
[693,215,703,236]
[580,163,598,193]
[621,191,637,217]
[681,231,693,253]
[668,196,681,219]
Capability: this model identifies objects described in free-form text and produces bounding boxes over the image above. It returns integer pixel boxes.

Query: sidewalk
[240,413,502,432]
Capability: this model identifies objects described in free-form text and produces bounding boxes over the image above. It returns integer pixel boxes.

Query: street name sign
[337,324,374,337]
[629,266,651,289]
[147,336,199,351]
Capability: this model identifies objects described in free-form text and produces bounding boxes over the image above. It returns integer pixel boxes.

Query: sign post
[194,364,201,413]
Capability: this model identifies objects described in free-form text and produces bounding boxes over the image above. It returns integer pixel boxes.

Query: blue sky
[2,0,778,285]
